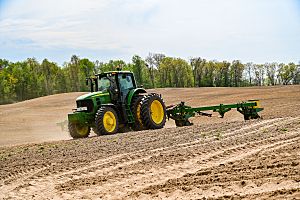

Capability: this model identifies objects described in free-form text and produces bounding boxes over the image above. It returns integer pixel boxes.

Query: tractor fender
[98,103,121,119]
[126,88,147,105]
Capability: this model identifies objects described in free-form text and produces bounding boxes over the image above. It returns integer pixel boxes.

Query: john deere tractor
[68,70,167,138]
[68,70,264,138]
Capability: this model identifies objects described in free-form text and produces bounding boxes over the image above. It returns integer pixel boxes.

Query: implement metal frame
[166,100,264,127]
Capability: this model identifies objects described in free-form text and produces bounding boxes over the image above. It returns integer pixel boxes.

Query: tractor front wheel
[95,107,119,135]
[140,94,166,129]
[68,122,90,138]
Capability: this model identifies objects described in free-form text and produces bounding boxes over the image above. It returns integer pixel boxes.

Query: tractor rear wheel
[140,94,166,129]
[95,107,119,135]
[131,95,145,131]
[68,122,90,138]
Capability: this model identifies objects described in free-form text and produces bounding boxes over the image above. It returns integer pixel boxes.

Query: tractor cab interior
[92,72,136,103]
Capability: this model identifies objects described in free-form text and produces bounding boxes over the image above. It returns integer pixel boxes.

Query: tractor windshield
[98,77,111,91]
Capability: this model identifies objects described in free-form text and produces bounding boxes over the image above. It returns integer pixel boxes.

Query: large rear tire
[131,95,145,131]
[140,94,166,129]
[68,122,90,138]
[95,107,119,135]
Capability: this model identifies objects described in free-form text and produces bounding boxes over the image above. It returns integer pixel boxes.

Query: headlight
[77,107,88,111]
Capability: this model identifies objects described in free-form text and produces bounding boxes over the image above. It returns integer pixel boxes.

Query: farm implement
[68,69,263,138]
[166,100,263,127]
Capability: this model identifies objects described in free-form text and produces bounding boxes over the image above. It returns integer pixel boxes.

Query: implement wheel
[131,95,145,131]
[95,107,119,135]
[140,94,166,129]
[68,122,90,138]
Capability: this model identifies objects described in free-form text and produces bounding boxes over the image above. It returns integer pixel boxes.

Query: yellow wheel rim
[150,100,164,124]
[76,124,89,136]
[103,111,117,132]
[136,103,143,124]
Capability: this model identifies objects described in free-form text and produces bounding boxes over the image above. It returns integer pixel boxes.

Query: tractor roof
[96,71,132,76]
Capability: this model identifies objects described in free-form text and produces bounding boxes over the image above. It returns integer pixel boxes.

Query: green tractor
[68,70,167,138]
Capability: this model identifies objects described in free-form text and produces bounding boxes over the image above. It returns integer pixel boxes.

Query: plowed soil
[0,86,299,199]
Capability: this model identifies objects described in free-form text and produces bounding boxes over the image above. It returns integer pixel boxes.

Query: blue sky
[0,0,299,65]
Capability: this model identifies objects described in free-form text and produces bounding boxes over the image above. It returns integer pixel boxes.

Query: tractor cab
[95,71,136,103]
[86,71,136,102]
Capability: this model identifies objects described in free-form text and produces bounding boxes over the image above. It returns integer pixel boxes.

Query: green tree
[0,60,17,103]
[214,61,231,87]
[145,53,165,88]
[100,60,128,72]
[190,57,206,87]
[41,59,60,95]
[230,60,244,87]
[69,55,81,92]
[278,63,298,85]
[78,58,95,91]
[159,57,193,87]
[132,55,146,86]
[202,61,215,87]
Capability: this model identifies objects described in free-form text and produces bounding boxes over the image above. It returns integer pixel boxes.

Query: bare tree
[253,64,265,86]
[265,62,278,85]
[145,53,165,88]
[70,55,80,91]
[145,54,155,88]
[245,62,254,86]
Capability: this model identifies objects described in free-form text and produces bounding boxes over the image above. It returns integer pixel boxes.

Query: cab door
[118,73,135,102]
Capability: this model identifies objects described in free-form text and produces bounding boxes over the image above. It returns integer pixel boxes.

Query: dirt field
[0,86,299,199]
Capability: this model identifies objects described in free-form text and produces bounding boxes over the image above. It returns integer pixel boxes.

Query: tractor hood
[76,91,109,101]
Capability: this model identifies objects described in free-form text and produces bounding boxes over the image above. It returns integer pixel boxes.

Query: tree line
[0,54,299,104]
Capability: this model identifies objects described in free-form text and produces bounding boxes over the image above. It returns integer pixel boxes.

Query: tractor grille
[76,99,94,112]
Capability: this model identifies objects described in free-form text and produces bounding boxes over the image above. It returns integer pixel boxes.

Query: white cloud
[0,0,299,63]
[0,0,161,51]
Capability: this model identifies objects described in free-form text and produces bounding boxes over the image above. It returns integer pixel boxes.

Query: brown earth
[0,85,299,199]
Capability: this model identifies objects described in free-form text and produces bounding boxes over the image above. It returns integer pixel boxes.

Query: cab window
[118,74,134,91]
[98,77,111,91]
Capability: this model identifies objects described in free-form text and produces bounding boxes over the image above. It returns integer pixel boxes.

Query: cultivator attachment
[166,100,263,127]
